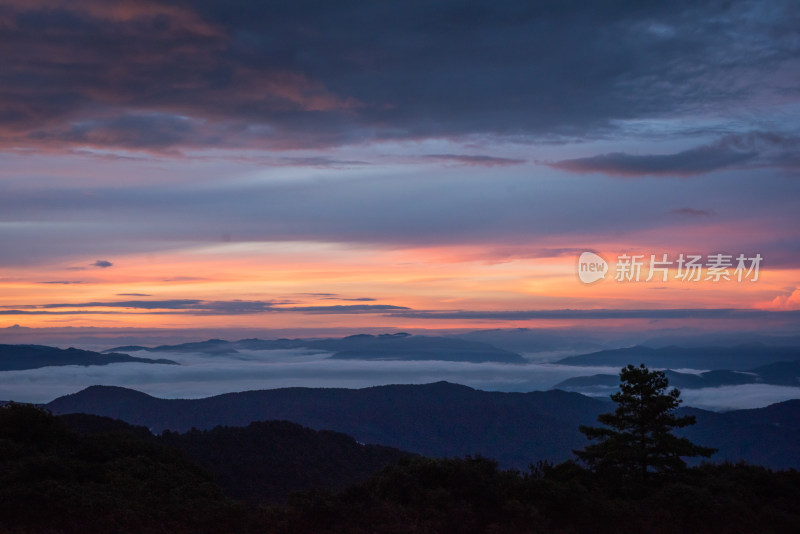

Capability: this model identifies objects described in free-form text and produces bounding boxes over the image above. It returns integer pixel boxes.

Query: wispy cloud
[422,154,526,167]
[0,299,409,316]
[669,208,716,217]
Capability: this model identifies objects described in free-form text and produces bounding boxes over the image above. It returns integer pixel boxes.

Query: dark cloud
[300,293,377,302]
[287,305,408,314]
[422,154,526,167]
[41,299,209,310]
[717,131,800,171]
[19,301,795,323]
[547,145,757,176]
[36,114,199,150]
[116,293,152,297]
[38,280,83,284]
[547,131,800,177]
[35,299,786,322]
[390,308,800,321]
[278,157,370,168]
[461,247,595,264]
[92,260,113,268]
[0,310,116,315]
[0,0,797,151]
[1,299,408,316]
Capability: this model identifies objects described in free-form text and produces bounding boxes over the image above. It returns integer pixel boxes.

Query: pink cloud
[767,288,800,310]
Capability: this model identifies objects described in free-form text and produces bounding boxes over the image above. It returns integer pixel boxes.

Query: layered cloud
[1,161,798,262]
[0,299,408,316]
[0,0,798,151]
[392,308,800,321]
[2,297,799,325]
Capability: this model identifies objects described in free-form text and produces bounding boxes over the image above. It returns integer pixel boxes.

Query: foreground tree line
[2,365,799,533]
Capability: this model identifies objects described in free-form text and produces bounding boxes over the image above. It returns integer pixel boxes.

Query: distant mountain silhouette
[327,334,526,362]
[748,360,800,386]
[107,333,527,363]
[455,327,800,355]
[46,382,800,470]
[555,360,800,390]
[0,344,177,371]
[451,327,606,354]
[555,344,800,370]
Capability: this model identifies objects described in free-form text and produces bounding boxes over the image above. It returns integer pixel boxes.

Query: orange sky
[2,241,796,332]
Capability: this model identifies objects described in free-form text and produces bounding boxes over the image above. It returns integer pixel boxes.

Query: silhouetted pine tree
[575,364,716,481]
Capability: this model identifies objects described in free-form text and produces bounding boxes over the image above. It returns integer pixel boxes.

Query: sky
[0,0,799,344]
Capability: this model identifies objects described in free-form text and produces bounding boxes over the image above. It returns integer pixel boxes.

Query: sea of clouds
[1,348,798,411]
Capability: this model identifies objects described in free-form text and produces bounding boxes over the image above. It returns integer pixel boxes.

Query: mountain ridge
[105,333,527,363]
[45,381,800,470]
[555,344,800,370]
[555,359,800,390]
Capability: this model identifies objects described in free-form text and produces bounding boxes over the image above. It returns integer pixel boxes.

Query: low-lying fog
[2,348,798,411]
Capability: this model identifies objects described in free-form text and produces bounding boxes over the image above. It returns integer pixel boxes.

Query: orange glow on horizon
[1,241,797,333]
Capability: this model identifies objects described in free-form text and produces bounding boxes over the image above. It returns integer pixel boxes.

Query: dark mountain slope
[59,412,412,504]
[0,404,238,534]
[46,382,800,470]
[48,382,604,467]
